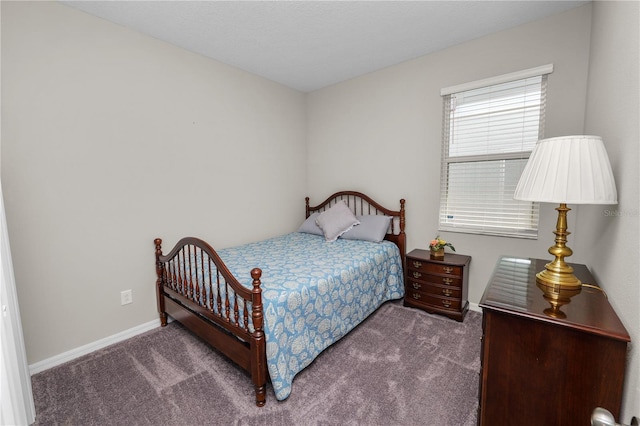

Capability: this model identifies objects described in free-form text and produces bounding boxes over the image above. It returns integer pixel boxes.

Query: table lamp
[514,135,618,316]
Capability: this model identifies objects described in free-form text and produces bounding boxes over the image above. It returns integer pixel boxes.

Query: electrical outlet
[120,289,133,305]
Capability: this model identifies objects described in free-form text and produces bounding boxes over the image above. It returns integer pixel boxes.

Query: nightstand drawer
[407,279,462,298]
[408,259,462,277]
[406,289,461,311]
[407,271,462,287]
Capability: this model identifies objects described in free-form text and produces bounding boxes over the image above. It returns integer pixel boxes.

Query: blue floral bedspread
[217,232,404,400]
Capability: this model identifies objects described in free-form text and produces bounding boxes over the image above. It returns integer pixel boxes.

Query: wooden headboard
[305,191,406,270]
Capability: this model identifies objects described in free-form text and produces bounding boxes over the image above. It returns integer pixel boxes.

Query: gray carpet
[31,301,482,425]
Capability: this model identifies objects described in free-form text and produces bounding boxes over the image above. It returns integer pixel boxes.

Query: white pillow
[315,201,360,242]
[341,215,392,243]
[297,212,323,235]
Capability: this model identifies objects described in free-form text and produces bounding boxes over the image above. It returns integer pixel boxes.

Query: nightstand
[403,249,470,321]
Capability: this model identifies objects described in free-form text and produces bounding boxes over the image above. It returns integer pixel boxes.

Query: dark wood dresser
[404,249,470,321]
[478,256,630,426]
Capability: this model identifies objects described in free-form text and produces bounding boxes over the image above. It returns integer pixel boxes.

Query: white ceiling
[60,1,589,92]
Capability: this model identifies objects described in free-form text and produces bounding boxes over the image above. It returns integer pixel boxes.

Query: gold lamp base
[537,280,581,319]
[536,203,582,318]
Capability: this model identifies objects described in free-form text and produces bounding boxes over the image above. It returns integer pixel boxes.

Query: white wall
[1,2,306,364]
[579,1,639,421]
[307,5,593,306]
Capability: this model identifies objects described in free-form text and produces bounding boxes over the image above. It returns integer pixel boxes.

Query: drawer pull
[442,277,453,284]
[443,267,454,274]
[412,261,423,269]
[442,300,451,308]
[442,289,452,297]
[412,272,422,279]
[412,282,422,290]
[412,293,421,300]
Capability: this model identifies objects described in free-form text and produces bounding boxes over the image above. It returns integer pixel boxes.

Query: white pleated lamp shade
[514,135,617,204]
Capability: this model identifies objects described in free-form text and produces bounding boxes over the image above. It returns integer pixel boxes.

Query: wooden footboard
[154,237,267,406]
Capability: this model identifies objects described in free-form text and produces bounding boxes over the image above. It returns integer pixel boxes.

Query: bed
[154,191,406,406]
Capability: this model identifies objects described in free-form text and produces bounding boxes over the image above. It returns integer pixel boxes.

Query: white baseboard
[469,302,482,313]
[29,303,481,376]
[29,318,163,375]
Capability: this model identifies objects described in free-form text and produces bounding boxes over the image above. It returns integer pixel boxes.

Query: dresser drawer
[407,258,462,277]
[407,271,462,288]
[406,279,462,298]
[406,289,461,311]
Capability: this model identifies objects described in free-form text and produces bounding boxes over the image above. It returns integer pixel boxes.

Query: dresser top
[407,248,471,266]
[480,256,630,342]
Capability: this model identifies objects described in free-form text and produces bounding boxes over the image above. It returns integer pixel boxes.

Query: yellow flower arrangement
[429,236,455,252]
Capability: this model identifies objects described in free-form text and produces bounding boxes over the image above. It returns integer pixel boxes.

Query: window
[439,65,553,238]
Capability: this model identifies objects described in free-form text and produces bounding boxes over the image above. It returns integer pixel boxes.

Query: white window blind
[439,68,551,238]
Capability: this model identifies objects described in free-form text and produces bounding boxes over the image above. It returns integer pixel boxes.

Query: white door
[1,186,36,425]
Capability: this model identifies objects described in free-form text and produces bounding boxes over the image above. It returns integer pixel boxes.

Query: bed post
[305,197,311,218]
[399,199,406,234]
[398,199,407,272]
[250,267,267,407]
[154,238,168,327]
